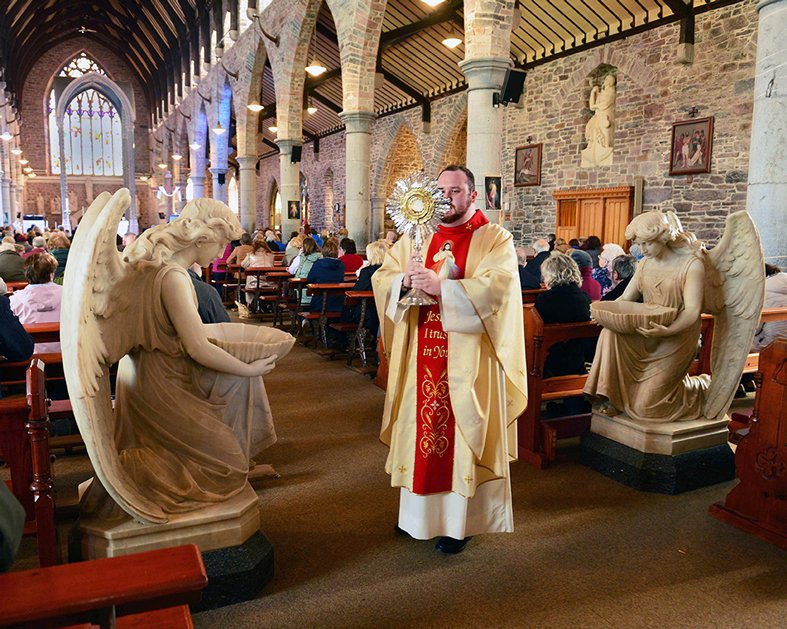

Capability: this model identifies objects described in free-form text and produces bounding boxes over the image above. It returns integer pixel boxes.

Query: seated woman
[306,237,344,313]
[48,232,70,282]
[592,243,625,297]
[9,252,62,354]
[226,232,254,268]
[294,237,322,306]
[569,249,601,301]
[535,252,594,417]
[339,238,364,273]
[335,240,389,348]
[242,238,277,310]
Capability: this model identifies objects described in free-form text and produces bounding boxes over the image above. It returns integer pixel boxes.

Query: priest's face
[437,169,477,225]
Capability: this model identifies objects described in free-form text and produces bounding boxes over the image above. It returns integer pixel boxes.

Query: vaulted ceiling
[0,0,741,154]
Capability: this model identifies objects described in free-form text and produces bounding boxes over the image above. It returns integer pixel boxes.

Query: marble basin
[206,322,295,363]
[590,301,678,335]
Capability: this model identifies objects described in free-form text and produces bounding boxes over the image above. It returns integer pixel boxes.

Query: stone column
[277,139,301,238]
[210,167,228,204]
[237,155,258,232]
[9,181,17,223]
[747,0,787,267]
[339,111,375,248]
[458,57,511,223]
[190,175,206,200]
[0,177,11,225]
[370,196,386,242]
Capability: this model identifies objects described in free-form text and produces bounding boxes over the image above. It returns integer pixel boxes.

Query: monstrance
[386,175,451,306]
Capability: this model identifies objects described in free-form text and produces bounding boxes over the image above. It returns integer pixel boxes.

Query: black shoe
[435,536,472,554]
[394,524,412,538]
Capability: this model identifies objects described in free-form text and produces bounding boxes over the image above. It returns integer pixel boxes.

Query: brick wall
[257,0,756,247]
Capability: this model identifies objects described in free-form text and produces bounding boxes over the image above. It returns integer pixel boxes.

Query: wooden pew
[329,290,377,371]
[239,266,282,318]
[709,338,787,549]
[303,282,355,350]
[0,359,58,566]
[521,288,547,304]
[0,544,207,628]
[518,304,602,468]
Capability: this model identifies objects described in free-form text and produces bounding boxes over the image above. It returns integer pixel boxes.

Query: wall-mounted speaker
[291,144,303,163]
[494,69,527,107]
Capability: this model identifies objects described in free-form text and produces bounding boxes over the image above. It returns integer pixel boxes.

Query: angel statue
[585,210,764,423]
[61,189,294,525]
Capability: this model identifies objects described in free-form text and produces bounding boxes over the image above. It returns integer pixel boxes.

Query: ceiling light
[157,162,167,170]
[0,131,12,141]
[269,125,278,133]
[442,36,462,49]
[23,166,32,173]
[305,63,327,77]
[172,153,183,161]
[11,148,22,156]
[140,175,149,182]
[247,102,264,113]
[19,158,29,165]
[213,121,226,135]
[189,142,201,151]
[306,103,318,115]
[422,0,446,6]
[27,172,37,178]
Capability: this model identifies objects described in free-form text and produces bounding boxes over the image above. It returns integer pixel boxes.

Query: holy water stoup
[386,175,451,306]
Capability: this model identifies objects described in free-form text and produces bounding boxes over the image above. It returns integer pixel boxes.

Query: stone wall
[259,0,756,247]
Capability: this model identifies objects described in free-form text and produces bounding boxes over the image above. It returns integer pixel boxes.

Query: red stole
[413,210,488,495]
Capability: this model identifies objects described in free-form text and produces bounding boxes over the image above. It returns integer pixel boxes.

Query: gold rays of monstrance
[386,175,451,306]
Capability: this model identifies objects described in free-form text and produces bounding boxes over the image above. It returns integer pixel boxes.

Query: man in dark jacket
[516,246,541,289]
[0,239,25,283]
[523,238,551,283]
[0,285,35,400]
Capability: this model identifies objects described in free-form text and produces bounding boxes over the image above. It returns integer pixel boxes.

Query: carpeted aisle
[4,337,784,628]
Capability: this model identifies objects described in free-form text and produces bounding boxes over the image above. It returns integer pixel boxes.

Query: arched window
[48,52,123,176]
[228,175,239,216]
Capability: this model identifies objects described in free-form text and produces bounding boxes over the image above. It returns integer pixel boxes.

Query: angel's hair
[124,199,241,268]
[541,251,581,289]
[624,211,694,249]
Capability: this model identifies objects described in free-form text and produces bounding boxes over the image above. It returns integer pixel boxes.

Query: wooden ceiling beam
[380,0,463,51]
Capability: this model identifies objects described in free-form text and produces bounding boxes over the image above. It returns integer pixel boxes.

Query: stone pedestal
[71,482,274,608]
[581,412,735,494]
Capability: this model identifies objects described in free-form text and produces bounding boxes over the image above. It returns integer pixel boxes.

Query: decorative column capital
[458,57,513,91]
[209,167,228,176]
[339,111,376,134]
[236,155,258,170]
[276,139,300,154]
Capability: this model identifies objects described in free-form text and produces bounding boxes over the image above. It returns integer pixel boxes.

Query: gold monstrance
[386,175,451,306]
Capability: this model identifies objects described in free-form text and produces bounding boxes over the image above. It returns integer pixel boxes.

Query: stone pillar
[210,167,228,204]
[277,139,301,238]
[0,177,11,225]
[190,175,206,200]
[458,57,512,223]
[9,181,17,223]
[237,155,258,232]
[339,111,376,248]
[747,0,787,267]
[371,196,386,242]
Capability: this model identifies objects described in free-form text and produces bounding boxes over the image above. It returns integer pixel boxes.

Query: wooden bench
[521,288,547,304]
[0,359,58,566]
[240,266,282,318]
[303,282,355,350]
[329,290,377,371]
[518,304,602,468]
[0,544,207,628]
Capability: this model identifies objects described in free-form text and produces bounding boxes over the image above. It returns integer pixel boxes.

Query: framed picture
[669,116,714,176]
[287,200,301,220]
[333,203,345,228]
[484,176,502,210]
[514,143,542,187]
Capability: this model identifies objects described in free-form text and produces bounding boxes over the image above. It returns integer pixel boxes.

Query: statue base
[581,144,613,168]
[580,412,735,494]
[69,483,274,609]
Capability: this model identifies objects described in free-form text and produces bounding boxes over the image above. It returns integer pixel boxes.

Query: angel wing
[62,189,171,524]
[701,211,765,420]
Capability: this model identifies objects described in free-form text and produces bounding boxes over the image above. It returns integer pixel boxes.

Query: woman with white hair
[592,243,626,296]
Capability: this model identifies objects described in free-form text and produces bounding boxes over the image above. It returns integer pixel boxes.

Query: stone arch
[55,72,137,230]
[557,47,654,103]
[268,176,281,229]
[431,98,468,174]
[379,124,425,202]
[371,119,423,198]
[237,38,269,156]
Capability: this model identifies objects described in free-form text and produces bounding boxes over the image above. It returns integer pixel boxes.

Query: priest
[372,165,527,554]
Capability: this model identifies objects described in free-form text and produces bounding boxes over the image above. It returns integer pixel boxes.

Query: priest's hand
[403,255,423,289]
[410,266,441,296]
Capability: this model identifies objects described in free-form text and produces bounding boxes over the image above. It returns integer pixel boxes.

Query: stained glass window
[49,53,123,176]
